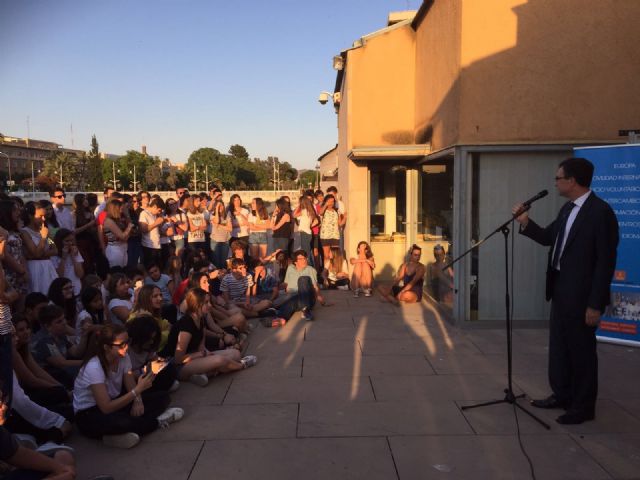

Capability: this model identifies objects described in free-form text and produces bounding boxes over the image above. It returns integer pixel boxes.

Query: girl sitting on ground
[129,285,171,351]
[322,247,349,290]
[76,286,106,340]
[51,229,84,297]
[350,241,376,297]
[378,244,425,305]
[73,324,183,449]
[163,288,256,388]
[47,277,78,336]
[127,314,179,393]
[107,272,133,325]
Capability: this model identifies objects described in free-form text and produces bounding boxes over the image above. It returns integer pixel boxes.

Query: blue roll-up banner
[575,144,640,347]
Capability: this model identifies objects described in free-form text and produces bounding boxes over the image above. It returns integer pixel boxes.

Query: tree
[85,135,104,190]
[186,148,238,189]
[228,144,249,161]
[145,163,163,191]
[298,170,317,189]
[44,151,82,190]
[103,150,158,190]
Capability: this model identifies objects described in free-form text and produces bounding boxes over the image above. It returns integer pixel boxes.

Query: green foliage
[44,151,83,191]
[102,150,161,191]
[298,170,317,189]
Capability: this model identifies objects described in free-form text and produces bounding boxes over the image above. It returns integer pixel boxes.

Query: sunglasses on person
[53,194,66,199]
[110,339,130,348]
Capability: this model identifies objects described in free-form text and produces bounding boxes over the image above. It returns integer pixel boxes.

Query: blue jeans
[299,232,313,267]
[127,237,142,268]
[210,240,229,269]
[272,237,289,254]
[276,277,316,320]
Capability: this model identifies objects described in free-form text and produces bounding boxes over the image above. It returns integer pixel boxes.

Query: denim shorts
[249,232,268,244]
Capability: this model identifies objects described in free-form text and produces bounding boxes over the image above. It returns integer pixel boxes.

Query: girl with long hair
[129,285,171,351]
[294,196,319,265]
[51,229,84,296]
[185,195,207,252]
[76,286,106,338]
[166,197,187,257]
[225,194,249,247]
[20,201,58,295]
[350,241,376,297]
[73,323,183,449]
[103,199,133,268]
[40,200,59,242]
[47,277,78,334]
[319,194,345,269]
[0,199,29,306]
[271,197,292,254]
[248,197,270,261]
[107,273,133,325]
[322,247,350,290]
[163,288,256,388]
[208,188,229,268]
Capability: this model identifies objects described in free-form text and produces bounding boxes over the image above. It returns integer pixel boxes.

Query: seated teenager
[4,372,72,446]
[51,229,84,297]
[73,324,183,449]
[144,262,177,324]
[163,288,256,388]
[188,272,248,338]
[220,259,272,319]
[47,278,78,338]
[128,285,171,352]
[22,292,49,335]
[227,240,265,295]
[82,273,111,325]
[76,286,106,340]
[127,315,179,393]
[30,305,88,390]
[275,250,327,322]
[350,241,376,297]
[0,423,76,480]
[322,246,350,290]
[12,314,71,415]
[378,244,425,305]
[106,273,133,325]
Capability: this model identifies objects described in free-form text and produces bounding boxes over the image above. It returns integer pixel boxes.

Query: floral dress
[4,231,28,295]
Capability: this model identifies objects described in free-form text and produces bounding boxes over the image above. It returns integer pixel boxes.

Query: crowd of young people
[0,183,393,478]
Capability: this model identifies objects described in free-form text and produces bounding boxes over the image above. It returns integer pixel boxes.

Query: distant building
[319,0,640,325]
[0,134,83,178]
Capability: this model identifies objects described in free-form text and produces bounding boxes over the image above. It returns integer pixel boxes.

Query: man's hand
[585,307,601,327]
[511,203,529,227]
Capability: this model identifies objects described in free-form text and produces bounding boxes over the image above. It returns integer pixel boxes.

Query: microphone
[514,190,548,216]
[522,189,548,208]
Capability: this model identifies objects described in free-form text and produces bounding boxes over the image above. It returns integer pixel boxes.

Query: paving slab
[69,439,203,480]
[610,396,640,420]
[168,375,232,406]
[224,376,375,404]
[428,352,548,375]
[361,336,482,356]
[371,374,522,402]
[147,403,298,441]
[298,400,472,437]
[189,437,397,480]
[572,433,640,480]
[302,353,435,377]
[389,434,612,480]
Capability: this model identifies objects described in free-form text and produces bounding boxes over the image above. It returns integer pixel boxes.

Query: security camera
[318,92,330,105]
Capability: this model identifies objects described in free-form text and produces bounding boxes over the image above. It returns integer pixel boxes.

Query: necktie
[551,202,575,269]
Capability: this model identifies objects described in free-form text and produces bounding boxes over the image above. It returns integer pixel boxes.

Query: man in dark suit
[512,157,618,425]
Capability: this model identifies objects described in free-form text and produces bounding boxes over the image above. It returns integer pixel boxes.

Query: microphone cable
[510,218,537,480]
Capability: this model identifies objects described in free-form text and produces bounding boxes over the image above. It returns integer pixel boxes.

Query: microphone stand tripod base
[461,389,551,430]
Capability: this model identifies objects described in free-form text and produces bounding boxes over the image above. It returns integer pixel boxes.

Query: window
[370,168,406,242]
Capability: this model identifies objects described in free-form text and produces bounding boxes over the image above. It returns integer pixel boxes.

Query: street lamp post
[112,159,117,189]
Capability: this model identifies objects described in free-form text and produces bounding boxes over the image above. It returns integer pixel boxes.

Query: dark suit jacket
[520,192,619,316]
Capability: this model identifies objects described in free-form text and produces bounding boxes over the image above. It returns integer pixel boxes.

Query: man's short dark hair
[149,197,165,209]
[559,157,594,188]
[39,304,65,327]
[326,186,338,194]
[49,187,64,197]
[25,292,49,311]
[231,258,246,269]
[104,187,114,195]
[293,249,307,259]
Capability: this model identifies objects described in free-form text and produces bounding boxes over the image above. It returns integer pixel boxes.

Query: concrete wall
[414,0,640,151]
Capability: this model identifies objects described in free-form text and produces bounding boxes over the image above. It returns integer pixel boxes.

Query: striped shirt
[220,273,254,302]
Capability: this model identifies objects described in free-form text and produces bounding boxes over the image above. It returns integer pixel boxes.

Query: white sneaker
[36,442,75,456]
[103,432,140,449]
[189,373,209,387]
[169,380,181,392]
[353,288,360,298]
[364,289,372,297]
[157,407,184,428]
[241,355,258,368]
[14,434,37,450]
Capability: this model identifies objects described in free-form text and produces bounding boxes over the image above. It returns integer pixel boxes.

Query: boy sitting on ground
[220,259,273,318]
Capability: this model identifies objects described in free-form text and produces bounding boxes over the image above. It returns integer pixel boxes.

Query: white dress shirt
[554,190,591,270]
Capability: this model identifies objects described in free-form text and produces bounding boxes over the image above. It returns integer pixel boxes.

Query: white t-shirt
[298,210,312,234]
[139,209,161,249]
[51,253,84,296]
[187,211,206,243]
[73,355,132,412]
[227,208,250,237]
[108,298,132,325]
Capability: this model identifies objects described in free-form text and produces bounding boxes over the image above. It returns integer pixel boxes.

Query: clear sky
[1,0,421,169]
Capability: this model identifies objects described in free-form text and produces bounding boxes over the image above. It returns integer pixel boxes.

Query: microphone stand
[444,207,550,430]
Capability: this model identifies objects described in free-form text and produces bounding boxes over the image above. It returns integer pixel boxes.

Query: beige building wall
[414,0,640,151]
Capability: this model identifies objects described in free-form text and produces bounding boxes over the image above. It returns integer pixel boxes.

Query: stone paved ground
[68,290,640,479]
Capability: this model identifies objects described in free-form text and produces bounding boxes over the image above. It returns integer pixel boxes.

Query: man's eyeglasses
[110,340,129,348]
[53,194,66,199]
